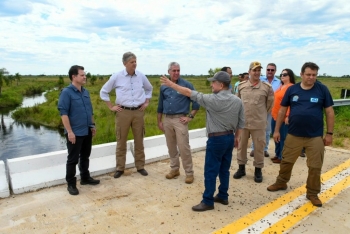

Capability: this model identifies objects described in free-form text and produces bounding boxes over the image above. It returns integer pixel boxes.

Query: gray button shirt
[190,90,245,134]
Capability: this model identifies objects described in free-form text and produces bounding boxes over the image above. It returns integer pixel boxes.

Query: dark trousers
[202,134,234,206]
[271,118,288,160]
[65,131,92,186]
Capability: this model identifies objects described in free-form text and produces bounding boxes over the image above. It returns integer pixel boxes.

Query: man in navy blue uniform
[267,62,334,207]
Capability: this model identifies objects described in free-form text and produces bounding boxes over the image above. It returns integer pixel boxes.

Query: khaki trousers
[115,109,145,171]
[163,115,193,175]
[276,134,325,196]
[237,128,266,168]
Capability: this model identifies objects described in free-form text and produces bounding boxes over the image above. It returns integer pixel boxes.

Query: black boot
[254,167,263,183]
[233,165,246,179]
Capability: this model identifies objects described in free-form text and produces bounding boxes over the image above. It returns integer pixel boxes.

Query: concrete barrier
[0,161,10,198]
[5,128,208,196]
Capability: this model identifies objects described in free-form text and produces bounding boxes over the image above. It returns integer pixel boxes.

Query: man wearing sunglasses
[157,62,200,184]
[250,63,281,158]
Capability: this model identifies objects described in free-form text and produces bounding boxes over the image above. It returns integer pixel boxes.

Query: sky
[1,0,350,77]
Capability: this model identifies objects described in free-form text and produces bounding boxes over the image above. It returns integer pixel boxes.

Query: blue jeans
[271,118,288,160]
[202,134,234,206]
[252,113,272,151]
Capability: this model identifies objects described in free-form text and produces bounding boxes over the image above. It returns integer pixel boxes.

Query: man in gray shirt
[160,71,244,212]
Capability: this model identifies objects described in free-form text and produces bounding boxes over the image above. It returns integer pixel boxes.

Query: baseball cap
[207,71,231,84]
[249,61,263,70]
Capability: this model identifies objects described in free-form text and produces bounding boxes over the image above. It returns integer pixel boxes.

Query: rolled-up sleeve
[100,74,117,102]
[58,90,70,116]
[143,75,153,99]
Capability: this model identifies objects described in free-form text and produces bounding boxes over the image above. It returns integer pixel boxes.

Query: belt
[120,105,141,110]
[208,130,233,137]
[164,114,186,118]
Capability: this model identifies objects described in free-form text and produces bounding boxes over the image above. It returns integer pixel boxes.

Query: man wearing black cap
[160,71,244,212]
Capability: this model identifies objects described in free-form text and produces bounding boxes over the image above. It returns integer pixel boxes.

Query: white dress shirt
[100,69,153,107]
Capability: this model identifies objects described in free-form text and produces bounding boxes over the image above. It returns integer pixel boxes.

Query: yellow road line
[214,158,350,234]
[262,175,350,233]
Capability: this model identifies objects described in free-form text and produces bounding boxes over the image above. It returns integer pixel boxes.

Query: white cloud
[0,0,349,76]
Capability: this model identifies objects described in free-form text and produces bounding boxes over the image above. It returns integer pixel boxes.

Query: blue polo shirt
[58,84,94,136]
[281,82,333,137]
[157,78,200,115]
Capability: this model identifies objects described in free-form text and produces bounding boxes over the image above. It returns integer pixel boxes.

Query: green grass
[3,75,350,147]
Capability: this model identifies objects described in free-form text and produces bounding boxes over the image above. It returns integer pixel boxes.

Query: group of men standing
[57,52,334,211]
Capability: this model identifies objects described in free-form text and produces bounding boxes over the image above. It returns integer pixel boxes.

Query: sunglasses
[267,69,275,72]
[280,73,288,77]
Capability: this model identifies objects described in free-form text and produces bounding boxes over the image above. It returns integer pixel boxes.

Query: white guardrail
[333,99,350,107]
[0,128,208,198]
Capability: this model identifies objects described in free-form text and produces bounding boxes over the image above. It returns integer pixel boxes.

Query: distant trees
[208,68,222,77]
[58,75,64,88]
[0,69,10,96]
[15,72,21,86]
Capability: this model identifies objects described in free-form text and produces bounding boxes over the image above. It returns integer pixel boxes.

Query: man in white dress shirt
[100,52,153,178]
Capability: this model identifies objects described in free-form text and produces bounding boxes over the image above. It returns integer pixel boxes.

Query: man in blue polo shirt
[58,65,100,196]
[267,62,334,207]
[157,62,200,184]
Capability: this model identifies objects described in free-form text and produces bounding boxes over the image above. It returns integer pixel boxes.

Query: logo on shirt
[292,95,299,102]
[310,97,318,103]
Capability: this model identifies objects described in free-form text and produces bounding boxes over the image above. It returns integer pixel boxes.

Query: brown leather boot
[306,195,322,207]
[267,183,288,191]
[165,170,180,179]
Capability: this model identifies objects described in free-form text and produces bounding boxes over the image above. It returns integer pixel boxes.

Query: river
[0,92,66,160]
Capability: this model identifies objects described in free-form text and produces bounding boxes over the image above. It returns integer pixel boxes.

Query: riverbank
[7,76,350,148]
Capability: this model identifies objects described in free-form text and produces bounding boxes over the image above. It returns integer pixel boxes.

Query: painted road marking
[214,158,350,234]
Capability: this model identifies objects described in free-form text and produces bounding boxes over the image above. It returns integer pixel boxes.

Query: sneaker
[306,195,322,207]
[166,170,180,179]
[249,150,254,157]
[267,183,288,192]
[67,185,79,195]
[185,175,194,184]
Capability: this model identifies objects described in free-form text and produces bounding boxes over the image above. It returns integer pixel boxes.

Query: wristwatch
[326,132,333,135]
[188,114,194,119]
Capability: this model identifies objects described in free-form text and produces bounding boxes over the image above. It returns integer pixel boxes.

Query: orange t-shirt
[271,83,293,120]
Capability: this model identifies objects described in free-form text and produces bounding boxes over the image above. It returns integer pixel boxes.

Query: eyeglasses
[280,73,288,77]
[171,70,180,72]
[267,69,275,72]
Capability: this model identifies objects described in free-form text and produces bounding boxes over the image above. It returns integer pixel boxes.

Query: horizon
[1,0,350,76]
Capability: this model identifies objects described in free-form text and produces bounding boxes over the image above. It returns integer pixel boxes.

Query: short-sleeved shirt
[281,82,334,137]
[58,84,94,136]
[157,78,200,114]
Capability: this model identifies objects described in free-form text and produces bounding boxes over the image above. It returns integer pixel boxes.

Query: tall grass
[6,76,350,147]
